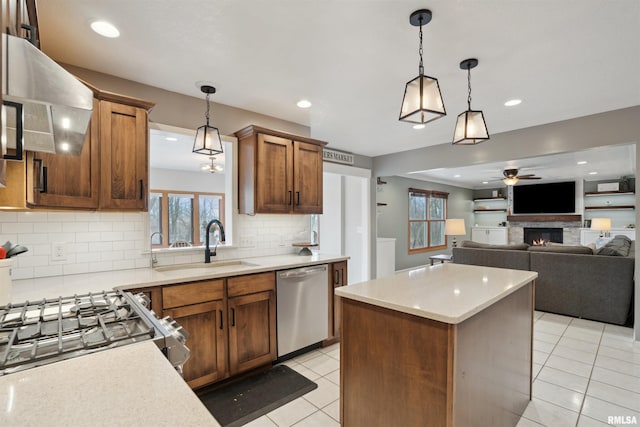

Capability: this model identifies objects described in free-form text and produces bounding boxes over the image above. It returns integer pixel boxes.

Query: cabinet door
[99,100,148,210]
[487,228,508,245]
[163,300,227,389]
[228,290,277,375]
[327,261,348,343]
[256,133,293,213]
[293,140,323,214]
[471,228,488,243]
[26,99,100,209]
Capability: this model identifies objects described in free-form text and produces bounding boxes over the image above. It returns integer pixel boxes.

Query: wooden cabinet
[26,99,100,209]
[235,125,326,215]
[160,272,276,389]
[161,279,227,389]
[98,100,149,210]
[326,260,348,344]
[227,272,277,375]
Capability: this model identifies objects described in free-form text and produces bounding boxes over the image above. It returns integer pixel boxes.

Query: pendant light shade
[193,85,223,156]
[453,58,489,145]
[399,10,446,124]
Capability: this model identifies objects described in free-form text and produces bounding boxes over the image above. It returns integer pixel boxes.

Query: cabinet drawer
[162,279,224,309]
[227,272,275,298]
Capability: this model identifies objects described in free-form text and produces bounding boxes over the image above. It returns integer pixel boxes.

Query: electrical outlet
[52,242,66,261]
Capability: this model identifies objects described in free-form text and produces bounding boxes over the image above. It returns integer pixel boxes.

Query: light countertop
[335,263,537,324]
[0,341,219,427]
[11,253,349,303]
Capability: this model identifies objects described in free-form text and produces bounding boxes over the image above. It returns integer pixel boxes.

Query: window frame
[150,189,225,248]
[407,188,448,254]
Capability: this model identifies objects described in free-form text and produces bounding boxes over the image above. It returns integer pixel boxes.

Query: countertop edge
[335,265,538,324]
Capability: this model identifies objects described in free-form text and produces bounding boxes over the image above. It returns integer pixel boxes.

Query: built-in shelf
[584,191,634,196]
[473,197,506,202]
[584,205,635,211]
[473,209,507,213]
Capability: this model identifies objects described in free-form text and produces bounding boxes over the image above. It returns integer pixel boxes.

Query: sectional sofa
[452,235,635,325]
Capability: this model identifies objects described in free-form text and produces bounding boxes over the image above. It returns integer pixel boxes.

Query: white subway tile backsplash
[3,211,309,279]
[3,223,34,234]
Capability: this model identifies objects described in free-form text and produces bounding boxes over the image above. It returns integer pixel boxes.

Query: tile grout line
[571,318,605,427]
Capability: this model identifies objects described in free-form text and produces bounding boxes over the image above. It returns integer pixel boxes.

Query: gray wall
[376,176,473,271]
[62,64,310,138]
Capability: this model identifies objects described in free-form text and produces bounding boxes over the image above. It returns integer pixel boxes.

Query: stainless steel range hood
[2,33,93,156]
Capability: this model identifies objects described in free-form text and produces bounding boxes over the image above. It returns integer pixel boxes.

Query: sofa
[452,235,635,325]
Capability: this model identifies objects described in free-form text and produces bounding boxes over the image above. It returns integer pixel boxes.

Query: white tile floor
[246,312,640,427]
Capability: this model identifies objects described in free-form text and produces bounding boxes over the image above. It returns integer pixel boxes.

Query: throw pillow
[596,246,625,256]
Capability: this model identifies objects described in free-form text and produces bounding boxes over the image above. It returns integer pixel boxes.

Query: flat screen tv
[512,181,575,214]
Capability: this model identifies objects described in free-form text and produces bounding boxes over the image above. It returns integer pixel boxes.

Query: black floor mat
[199,365,317,427]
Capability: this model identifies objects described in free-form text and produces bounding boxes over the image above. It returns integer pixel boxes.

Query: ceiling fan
[501,168,541,186]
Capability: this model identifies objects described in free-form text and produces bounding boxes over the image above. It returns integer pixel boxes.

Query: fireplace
[524,227,563,245]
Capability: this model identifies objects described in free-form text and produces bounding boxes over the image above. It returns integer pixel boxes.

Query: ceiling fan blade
[518,176,542,180]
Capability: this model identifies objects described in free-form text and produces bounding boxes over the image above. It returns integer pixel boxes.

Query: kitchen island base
[340,282,533,427]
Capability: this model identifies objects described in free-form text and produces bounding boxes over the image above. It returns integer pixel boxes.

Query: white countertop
[0,341,219,427]
[11,253,349,303]
[335,263,537,324]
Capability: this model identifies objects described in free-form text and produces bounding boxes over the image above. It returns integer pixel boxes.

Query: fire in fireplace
[524,228,563,245]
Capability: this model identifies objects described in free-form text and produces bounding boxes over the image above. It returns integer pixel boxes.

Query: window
[150,190,224,248]
[408,188,448,253]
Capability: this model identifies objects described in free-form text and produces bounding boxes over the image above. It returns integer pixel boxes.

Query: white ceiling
[149,128,226,173]
[36,0,640,162]
[406,143,636,189]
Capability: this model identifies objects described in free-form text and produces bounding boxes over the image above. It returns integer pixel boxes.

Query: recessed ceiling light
[482,181,489,184]
[504,99,522,107]
[413,124,425,130]
[589,171,598,175]
[165,137,178,142]
[577,161,587,165]
[60,142,70,152]
[296,99,312,109]
[90,21,120,38]
[454,174,461,178]
[61,117,71,129]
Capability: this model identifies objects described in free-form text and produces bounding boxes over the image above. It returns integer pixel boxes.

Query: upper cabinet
[235,125,326,215]
[6,87,154,211]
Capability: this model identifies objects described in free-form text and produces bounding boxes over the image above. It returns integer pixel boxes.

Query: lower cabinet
[326,261,348,344]
[471,227,508,245]
[164,300,227,389]
[160,272,277,389]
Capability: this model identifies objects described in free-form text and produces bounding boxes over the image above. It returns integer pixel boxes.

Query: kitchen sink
[154,260,258,272]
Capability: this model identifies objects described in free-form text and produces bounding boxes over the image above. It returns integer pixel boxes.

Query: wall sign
[323,148,354,165]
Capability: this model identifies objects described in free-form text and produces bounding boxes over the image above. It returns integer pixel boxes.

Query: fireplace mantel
[507,214,582,222]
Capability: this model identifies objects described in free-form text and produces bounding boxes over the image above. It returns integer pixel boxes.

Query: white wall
[150,168,225,193]
[344,175,370,284]
[319,173,343,255]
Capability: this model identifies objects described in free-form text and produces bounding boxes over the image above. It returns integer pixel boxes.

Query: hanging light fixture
[193,85,223,156]
[399,9,446,124]
[453,58,490,145]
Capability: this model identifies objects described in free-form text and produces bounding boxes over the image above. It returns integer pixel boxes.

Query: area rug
[199,365,317,427]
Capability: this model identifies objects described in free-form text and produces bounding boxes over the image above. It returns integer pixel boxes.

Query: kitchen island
[335,263,537,427]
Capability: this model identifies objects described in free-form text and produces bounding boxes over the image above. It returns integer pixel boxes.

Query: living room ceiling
[36,1,639,159]
[406,143,636,189]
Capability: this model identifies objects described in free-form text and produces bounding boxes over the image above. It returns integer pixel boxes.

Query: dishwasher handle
[278,265,327,279]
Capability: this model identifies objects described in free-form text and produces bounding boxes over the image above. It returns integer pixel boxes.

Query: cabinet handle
[139,180,144,200]
[231,307,236,327]
[288,190,292,205]
[219,310,223,330]
[335,269,340,285]
[296,191,300,206]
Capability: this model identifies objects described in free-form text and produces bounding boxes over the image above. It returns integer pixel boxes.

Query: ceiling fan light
[399,74,446,124]
[502,176,519,186]
[453,110,490,145]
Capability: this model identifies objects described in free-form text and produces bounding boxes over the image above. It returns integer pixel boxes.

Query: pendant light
[453,58,490,145]
[193,85,223,156]
[399,9,446,124]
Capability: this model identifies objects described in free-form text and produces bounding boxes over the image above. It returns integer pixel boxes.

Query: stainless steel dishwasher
[277,264,329,357]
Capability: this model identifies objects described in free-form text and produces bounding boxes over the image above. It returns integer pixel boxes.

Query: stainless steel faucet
[204,219,226,263]
[150,232,163,267]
